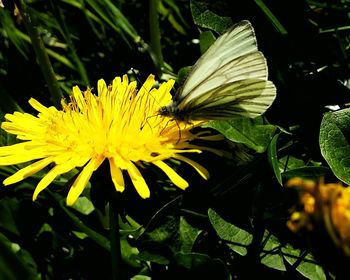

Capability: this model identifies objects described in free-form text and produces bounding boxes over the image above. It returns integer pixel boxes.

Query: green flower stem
[149,0,164,76]
[16,0,63,108]
[109,194,122,280]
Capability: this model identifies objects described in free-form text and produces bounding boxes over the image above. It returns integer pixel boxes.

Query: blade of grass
[14,29,76,70]
[15,0,63,107]
[254,0,288,35]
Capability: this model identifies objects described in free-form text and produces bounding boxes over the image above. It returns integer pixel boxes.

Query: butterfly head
[159,103,178,118]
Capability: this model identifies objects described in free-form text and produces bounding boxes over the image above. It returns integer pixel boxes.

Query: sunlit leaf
[206,117,277,153]
[199,30,216,54]
[282,244,326,280]
[260,231,286,271]
[190,0,232,33]
[70,196,95,215]
[320,108,350,184]
[208,208,252,256]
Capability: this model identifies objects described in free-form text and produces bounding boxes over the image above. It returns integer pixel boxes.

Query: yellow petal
[72,86,86,111]
[97,79,107,97]
[3,157,53,185]
[66,158,103,206]
[153,160,188,190]
[28,98,50,113]
[109,158,125,192]
[173,154,210,180]
[32,160,77,201]
[0,142,28,156]
[127,162,150,199]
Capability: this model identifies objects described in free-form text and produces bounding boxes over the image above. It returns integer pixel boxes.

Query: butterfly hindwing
[177,51,268,110]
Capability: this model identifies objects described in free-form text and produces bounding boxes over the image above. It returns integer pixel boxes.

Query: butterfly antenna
[128,68,168,131]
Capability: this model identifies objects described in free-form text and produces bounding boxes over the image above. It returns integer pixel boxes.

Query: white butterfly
[159,20,276,121]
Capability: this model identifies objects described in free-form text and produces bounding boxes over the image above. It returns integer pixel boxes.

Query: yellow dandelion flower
[0,74,223,206]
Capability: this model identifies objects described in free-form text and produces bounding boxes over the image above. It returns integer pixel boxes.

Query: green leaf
[208,208,252,256]
[320,109,350,184]
[260,231,286,271]
[282,166,330,182]
[144,215,200,254]
[282,244,326,280]
[0,233,39,279]
[267,133,282,185]
[254,0,288,35]
[279,156,306,171]
[137,251,170,265]
[205,117,277,153]
[178,216,201,253]
[131,276,152,280]
[199,30,216,54]
[174,252,229,278]
[190,0,232,33]
[70,196,95,215]
[177,66,192,85]
[120,238,140,267]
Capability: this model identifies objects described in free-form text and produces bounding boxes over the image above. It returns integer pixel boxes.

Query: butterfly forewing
[178,20,258,103]
[159,20,276,122]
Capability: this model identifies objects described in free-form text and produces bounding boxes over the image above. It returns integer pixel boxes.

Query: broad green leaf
[282,244,326,280]
[190,0,232,33]
[206,117,277,153]
[267,133,282,185]
[260,231,286,271]
[320,109,350,184]
[199,30,216,54]
[208,208,252,256]
[144,215,200,254]
[70,196,95,215]
[279,156,306,171]
[296,259,326,280]
[179,216,201,253]
[120,238,141,267]
[282,166,330,182]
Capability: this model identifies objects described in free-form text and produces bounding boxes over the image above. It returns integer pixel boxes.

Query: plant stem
[16,0,63,107]
[109,194,122,280]
[149,0,164,77]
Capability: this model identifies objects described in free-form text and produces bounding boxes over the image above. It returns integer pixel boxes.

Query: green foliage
[320,108,350,184]
[1,0,350,279]
[206,117,277,153]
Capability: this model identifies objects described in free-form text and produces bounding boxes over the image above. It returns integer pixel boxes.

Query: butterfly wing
[177,51,268,110]
[176,20,260,105]
[181,79,276,120]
